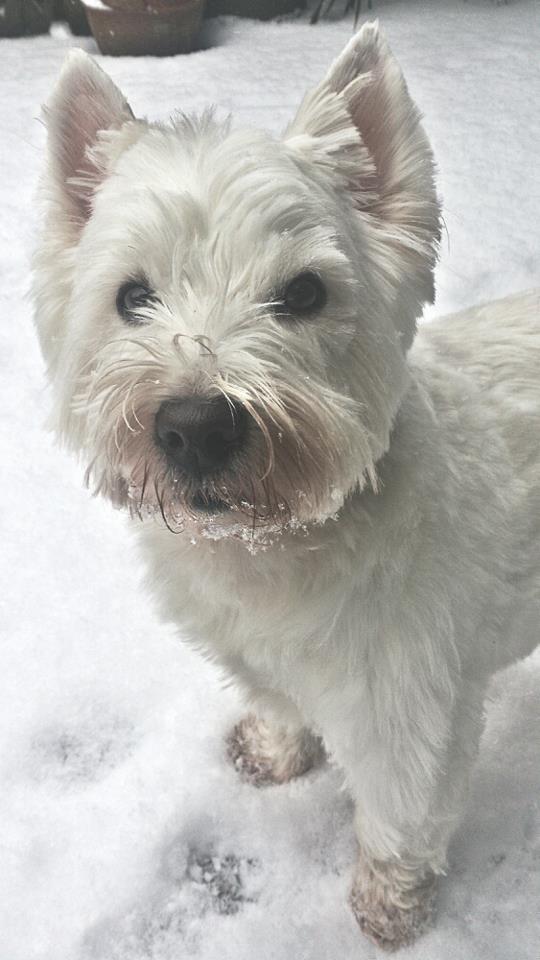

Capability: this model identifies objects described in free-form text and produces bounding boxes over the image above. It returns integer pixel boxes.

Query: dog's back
[418,290,540,660]
[422,290,540,477]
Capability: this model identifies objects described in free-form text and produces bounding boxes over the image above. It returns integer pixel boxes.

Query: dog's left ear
[286,22,440,347]
[43,49,138,228]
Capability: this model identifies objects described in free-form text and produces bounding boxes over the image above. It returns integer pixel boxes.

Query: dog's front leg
[350,846,438,952]
[224,669,325,787]
[342,680,486,951]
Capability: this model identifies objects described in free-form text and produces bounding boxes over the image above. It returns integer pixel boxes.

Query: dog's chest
[145,529,372,718]
[139,521,356,662]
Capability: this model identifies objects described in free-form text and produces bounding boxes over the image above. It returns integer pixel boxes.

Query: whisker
[139,462,149,514]
[154,479,180,535]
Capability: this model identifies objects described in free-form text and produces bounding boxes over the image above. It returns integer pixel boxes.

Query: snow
[1,1,539,958]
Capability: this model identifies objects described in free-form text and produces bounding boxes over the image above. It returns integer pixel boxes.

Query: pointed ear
[43,49,136,226]
[286,22,440,346]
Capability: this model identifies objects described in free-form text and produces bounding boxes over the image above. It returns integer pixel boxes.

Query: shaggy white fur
[33,23,539,951]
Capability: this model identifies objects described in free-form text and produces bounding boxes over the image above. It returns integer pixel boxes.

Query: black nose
[155,396,247,476]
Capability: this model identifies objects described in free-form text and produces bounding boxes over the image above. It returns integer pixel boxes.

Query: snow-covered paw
[226,714,324,786]
[350,858,437,952]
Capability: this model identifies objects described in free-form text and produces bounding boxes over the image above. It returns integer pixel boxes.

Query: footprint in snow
[186,850,260,916]
[30,711,136,785]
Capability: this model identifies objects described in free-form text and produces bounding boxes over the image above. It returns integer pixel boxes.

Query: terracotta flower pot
[205,0,304,18]
[82,0,204,55]
[106,0,192,8]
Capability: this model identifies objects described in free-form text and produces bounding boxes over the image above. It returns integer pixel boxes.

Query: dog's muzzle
[154,396,247,479]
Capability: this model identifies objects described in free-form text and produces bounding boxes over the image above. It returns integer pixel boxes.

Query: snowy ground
[1,1,539,958]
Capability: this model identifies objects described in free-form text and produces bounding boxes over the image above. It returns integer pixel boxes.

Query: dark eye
[116,282,155,323]
[282,272,326,316]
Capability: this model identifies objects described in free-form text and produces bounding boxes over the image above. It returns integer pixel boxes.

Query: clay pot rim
[82,0,203,10]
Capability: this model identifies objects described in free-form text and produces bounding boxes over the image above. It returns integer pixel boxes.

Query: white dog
[33,23,539,950]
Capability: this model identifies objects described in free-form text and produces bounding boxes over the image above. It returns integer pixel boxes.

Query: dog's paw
[350,860,436,952]
[226,714,324,787]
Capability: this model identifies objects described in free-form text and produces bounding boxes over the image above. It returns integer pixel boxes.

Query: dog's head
[33,24,439,542]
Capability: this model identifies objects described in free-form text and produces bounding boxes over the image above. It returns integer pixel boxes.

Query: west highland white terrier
[33,23,539,951]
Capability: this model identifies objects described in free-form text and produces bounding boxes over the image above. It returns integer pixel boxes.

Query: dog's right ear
[43,50,136,227]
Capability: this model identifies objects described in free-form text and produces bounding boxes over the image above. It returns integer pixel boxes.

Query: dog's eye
[116,282,155,323]
[282,272,326,316]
